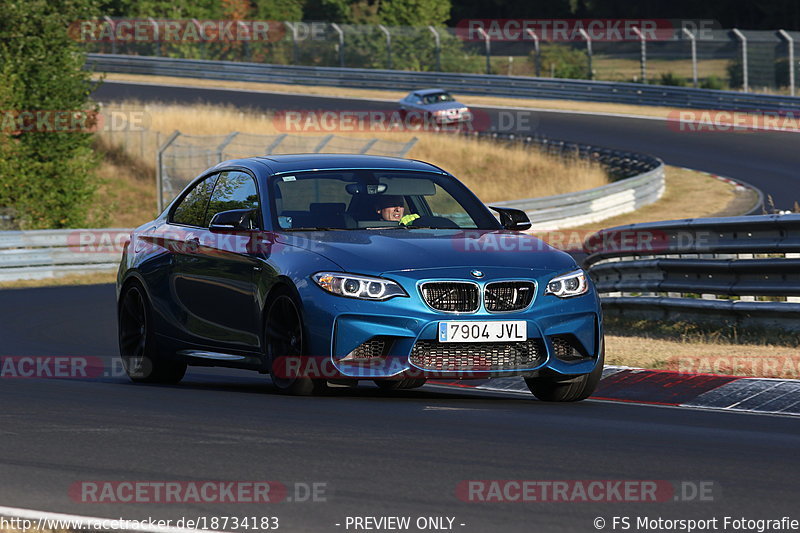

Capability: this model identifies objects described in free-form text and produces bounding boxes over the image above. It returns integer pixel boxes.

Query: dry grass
[93,135,159,226]
[605,317,800,379]
[606,335,800,379]
[566,166,755,234]
[0,272,116,289]
[101,100,609,205]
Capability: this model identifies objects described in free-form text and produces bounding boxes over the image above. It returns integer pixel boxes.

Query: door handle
[185,236,200,252]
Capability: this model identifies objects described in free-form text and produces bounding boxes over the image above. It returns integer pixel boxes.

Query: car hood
[275,229,576,276]
[419,101,468,112]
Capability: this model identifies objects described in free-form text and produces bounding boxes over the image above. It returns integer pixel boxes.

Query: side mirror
[488,206,532,231]
[209,209,259,232]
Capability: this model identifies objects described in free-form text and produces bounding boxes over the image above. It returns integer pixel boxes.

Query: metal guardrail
[0,229,127,282]
[501,166,664,230]
[583,214,800,331]
[87,54,800,113]
[481,133,667,229]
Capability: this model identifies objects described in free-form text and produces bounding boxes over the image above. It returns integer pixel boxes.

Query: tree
[378,0,451,27]
[0,0,103,229]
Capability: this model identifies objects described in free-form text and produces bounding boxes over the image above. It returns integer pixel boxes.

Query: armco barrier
[493,154,664,230]
[583,214,800,331]
[0,229,128,282]
[87,54,800,114]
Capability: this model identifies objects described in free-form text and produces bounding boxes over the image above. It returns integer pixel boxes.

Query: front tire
[264,287,327,396]
[118,282,186,384]
[525,343,604,402]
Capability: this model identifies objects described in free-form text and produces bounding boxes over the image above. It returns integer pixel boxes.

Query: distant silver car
[398,89,472,127]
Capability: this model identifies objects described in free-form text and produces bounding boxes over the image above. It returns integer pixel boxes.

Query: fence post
[148,18,159,56]
[578,28,593,80]
[632,26,647,83]
[156,130,181,214]
[285,22,299,65]
[378,25,392,69]
[732,29,748,92]
[525,29,541,77]
[266,133,288,154]
[103,16,117,55]
[237,21,250,61]
[216,131,239,162]
[477,27,491,75]
[399,137,418,157]
[359,138,379,154]
[192,19,205,59]
[428,26,441,71]
[331,23,344,68]
[682,27,698,88]
[314,134,334,152]
[778,29,795,96]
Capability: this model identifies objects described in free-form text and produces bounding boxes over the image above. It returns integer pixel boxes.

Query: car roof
[412,88,451,96]
[240,154,445,175]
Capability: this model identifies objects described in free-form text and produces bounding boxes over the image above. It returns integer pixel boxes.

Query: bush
[726,57,744,89]
[700,75,725,90]
[534,43,589,79]
[0,0,102,229]
[658,72,687,87]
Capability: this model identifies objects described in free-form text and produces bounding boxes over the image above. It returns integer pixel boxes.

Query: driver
[375,195,419,225]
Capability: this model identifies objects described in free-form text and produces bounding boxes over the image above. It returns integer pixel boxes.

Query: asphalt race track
[94,81,800,210]
[1,285,799,532]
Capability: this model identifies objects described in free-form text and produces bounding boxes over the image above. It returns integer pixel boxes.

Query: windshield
[270,170,499,231]
[421,92,455,105]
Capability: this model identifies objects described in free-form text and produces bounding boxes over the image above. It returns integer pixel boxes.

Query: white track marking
[0,505,223,533]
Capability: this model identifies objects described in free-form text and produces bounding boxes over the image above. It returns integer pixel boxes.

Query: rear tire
[525,342,604,402]
[265,287,327,396]
[118,282,186,384]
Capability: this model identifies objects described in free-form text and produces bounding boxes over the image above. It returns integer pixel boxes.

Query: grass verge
[95,100,608,223]
[605,317,800,379]
[568,166,756,234]
[0,272,116,290]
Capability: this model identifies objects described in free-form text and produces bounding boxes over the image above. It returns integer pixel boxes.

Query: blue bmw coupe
[117,154,604,401]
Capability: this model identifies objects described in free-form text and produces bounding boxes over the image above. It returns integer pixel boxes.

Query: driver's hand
[400,214,421,226]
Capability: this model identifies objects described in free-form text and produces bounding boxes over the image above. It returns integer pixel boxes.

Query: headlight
[545,269,589,298]
[312,272,407,301]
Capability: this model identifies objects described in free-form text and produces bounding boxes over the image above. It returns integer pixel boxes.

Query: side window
[204,171,260,228]
[171,173,219,227]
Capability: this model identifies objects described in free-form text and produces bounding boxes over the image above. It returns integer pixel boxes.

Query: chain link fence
[155,131,418,210]
[83,20,800,92]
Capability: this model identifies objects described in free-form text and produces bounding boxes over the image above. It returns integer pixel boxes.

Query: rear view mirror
[489,206,532,231]
[345,183,388,195]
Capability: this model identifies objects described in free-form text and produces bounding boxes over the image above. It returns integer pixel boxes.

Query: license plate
[438,321,527,343]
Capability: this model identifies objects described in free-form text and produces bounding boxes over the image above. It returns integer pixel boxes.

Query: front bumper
[298,269,603,380]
